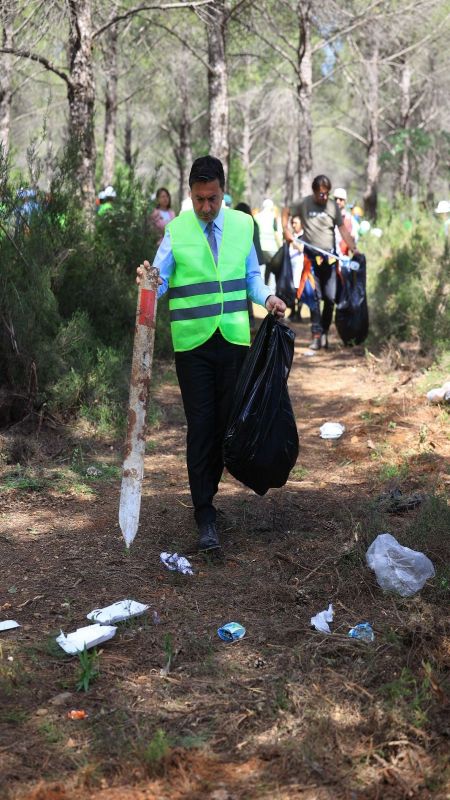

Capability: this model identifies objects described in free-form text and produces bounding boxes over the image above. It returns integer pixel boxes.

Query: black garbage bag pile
[335,253,369,345]
[223,314,299,495]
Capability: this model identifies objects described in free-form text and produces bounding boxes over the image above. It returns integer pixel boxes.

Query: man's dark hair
[312,174,332,192]
[189,155,225,190]
[235,201,252,215]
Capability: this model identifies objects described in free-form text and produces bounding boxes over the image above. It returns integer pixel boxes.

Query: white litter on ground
[311,603,334,633]
[160,552,194,575]
[366,533,435,597]
[320,422,345,439]
[56,624,117,655]
[0,620,20,632]
[87,599,149,625]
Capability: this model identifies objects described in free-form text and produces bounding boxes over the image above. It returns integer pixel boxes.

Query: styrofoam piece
[87,599,149,625]
[320,422,345,439]
[56,624,117,655]
[0,620,20,631]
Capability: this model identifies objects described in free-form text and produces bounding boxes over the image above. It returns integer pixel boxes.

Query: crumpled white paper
[426,381,450,404]
[160,552,194,575]
[320,422,345,439]
[0,620,20,632]
[311,603,334,633]
[87,599,149,625]
[366,533,435,597]
[56,623,117,655]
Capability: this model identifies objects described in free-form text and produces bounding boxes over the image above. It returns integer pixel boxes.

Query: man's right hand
[283,226,294,244]
[136,260,163,286]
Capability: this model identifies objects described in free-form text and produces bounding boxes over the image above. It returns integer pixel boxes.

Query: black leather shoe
[198,522,220,551]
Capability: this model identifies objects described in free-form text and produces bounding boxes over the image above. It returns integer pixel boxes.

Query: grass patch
[381,664,433,727]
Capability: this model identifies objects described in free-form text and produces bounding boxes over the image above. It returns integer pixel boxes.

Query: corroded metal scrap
[119,265,159,547]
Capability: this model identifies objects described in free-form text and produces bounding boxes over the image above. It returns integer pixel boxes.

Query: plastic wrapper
[160,552,194,575]
[311,603,334,633]
[87,599,149,625]
[366,533,435,597]
[320,422,345,439]
[223,314,299,495]
[335,253,369,345]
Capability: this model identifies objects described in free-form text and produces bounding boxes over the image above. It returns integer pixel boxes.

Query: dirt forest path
[1,321,449,800]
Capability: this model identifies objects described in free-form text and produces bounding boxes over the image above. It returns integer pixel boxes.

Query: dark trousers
[305,251,337,336]
[175,331,248,526]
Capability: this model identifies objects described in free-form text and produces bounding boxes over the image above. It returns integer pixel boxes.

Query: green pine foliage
[365,202,449,352]
[0,144,171,433]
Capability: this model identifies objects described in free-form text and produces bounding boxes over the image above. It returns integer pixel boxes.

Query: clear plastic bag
[366,533,435,597]
[223,314,299,495]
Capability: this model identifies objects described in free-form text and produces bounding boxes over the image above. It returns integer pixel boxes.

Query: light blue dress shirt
[153,208,271,307]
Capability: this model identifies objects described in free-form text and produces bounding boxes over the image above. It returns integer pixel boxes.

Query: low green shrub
[364,202,449,351]
[0,143,173,435]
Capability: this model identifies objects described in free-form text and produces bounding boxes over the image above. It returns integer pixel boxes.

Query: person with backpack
[282,175,359,350]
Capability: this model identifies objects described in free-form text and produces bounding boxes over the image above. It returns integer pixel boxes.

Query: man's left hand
[265,295,286,318]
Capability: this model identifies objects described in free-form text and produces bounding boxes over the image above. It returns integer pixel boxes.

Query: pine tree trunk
[124,103,133,168]
[0,1,14,152]
[206,0,229,176]
[176,65,192,207]
[296,0,312,198]
[101,24,118,188]
[67,0,96,215]
[363,41,380,221]
[241,99,252,200]
[398,60,411,197]
[263,145,272,196]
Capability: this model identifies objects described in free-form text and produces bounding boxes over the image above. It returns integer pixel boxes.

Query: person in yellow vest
[137,155,286,552]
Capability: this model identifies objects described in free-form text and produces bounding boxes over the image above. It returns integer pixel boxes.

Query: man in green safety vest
[138,155,286,553]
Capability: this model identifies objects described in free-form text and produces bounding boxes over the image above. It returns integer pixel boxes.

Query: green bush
[364,202,449,351]
[0,144,173,434]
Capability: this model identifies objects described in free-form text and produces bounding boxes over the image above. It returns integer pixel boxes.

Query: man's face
[190,179,224,223]
[313,184,330,206]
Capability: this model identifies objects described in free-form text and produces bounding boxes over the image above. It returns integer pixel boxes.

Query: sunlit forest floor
[1,316,449,800]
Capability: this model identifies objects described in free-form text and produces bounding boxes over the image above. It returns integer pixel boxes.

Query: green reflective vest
[167,209,253,352]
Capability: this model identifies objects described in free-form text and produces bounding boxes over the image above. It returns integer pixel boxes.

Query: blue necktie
[206,221,218,264]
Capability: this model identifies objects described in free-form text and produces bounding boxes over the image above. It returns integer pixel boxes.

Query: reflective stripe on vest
[167,210,253,352]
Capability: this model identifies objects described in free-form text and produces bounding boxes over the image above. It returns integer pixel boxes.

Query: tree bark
[124,101,133,168]
[206,0,229,176]
[240,93,252,200]
[67,0,96,214]
[0,0,14,153]
[101,23,118,187]
[175,63,192,207]
[398,59,411,197]
[296,0,312,198]
[363,39,380,221]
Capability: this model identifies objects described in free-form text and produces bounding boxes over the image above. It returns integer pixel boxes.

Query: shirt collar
[197,207,225,232]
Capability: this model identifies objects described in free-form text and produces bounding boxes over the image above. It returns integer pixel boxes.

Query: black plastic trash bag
[275,243,297,306]
[335,253,369,345]
[223,314,299,495]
